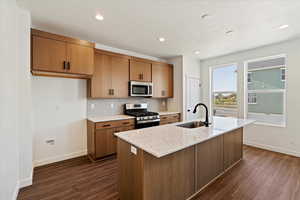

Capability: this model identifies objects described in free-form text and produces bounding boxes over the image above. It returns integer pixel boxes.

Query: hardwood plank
[18,146,300,200]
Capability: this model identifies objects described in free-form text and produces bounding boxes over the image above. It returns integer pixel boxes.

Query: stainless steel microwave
[129,81,153,97]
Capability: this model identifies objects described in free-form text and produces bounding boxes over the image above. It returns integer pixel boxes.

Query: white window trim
[244,54,287,127]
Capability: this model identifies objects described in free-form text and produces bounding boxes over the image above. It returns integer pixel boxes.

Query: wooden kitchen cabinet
[152,63,173,98]
[87,119,135,161]
[88,50,130,98]
[196,135,224,190]
[31,29,94,78]
[160,113,180,125]
[130,59,152,82]
[224,128,243,170]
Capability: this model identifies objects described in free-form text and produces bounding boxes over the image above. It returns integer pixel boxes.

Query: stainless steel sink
[176,121,206,129]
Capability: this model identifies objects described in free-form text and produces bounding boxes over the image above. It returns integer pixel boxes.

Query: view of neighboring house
[247,56,286,126]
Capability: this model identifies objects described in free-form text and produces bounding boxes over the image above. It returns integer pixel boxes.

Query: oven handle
[136,119,161,124]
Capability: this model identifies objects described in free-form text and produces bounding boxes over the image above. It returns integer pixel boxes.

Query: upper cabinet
[88,50,130,98]
[129,59,152,82]
[31,29,94,78]
[152,63,173,98]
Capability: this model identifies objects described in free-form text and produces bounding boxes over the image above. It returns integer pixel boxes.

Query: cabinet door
[196,136,224,190]
[130,60,152,82]
[152,63,173,98]
[224,128,243,170]
[90,54,112,98]
[67,43,94,75]
[95,128,116,158]
[111,56,130,98]
[32,36,67,72]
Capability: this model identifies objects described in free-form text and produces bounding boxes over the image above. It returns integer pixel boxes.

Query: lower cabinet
[87,119,135,161]
[224,128,243,170]
[160,113,180,125]
[196,136,224,190]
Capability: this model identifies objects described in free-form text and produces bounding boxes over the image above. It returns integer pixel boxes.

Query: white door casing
[186,75,201,121]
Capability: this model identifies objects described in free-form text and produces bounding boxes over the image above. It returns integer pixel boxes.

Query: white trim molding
[13,181,19,200]
[34,150,87,167]
[244,140,300,158]
[19,168,33,188]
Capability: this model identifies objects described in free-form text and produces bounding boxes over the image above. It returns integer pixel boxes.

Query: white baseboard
[19,168,33,188]
[34,150,87,167]
[13,181,19,200]
[244,140,300,158]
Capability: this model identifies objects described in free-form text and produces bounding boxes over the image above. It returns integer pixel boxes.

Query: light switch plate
[131,145,137,155]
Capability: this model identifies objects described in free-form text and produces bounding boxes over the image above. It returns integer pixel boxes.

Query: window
[211,64,238,118]
[248,93,257,104]
[245,56,286,126]
[247,72,252,83]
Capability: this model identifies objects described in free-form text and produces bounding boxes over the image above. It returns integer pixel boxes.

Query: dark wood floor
[18,146,300,200]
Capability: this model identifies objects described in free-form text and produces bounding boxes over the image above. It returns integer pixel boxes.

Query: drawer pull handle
[123,122,130,125]
[102,124,111,127]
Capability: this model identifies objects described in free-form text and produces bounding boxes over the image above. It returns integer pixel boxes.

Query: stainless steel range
[124,103,160,129]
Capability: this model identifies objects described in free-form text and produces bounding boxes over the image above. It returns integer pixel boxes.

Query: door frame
[185,74,201,121]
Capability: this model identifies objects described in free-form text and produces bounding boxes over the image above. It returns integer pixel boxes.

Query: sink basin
[176,121,206,129]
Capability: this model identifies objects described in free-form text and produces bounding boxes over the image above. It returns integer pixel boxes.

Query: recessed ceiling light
[194,51,200,55]
[95,14,104,21]
[158,37,165,42]
[201,14,210,19]
[278,24,289,29]
[225,30,234,34]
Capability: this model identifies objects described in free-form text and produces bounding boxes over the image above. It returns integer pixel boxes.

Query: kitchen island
[115,117,254,200]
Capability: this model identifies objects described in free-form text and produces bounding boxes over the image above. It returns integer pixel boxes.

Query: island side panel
[196,135,224,190]
[224,128,243,170]
[117,139,144,200]
[143,146,196,200]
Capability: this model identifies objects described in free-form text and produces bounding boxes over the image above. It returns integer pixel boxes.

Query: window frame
[209,63,239,118]
[244,54,287,127]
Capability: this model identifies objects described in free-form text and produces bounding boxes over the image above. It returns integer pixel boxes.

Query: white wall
[166,55,201,120]
[167,56,184,117]
[31,77,87,167]
[17,8,33,188]
[0,0,20,199]
[200,38,300,157]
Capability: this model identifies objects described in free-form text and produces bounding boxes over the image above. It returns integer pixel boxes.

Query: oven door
[130,81,152,97]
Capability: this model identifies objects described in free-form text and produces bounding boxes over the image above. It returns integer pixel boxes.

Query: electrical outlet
[46,139,55,145]
[131,146,137,155]
[110,103,114,109]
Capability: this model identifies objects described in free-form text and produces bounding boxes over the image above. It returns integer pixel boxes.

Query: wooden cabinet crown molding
[31,29,95,48]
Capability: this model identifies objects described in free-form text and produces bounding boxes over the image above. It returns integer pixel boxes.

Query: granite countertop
[87,115,135,123]
[115,116,255,158]
[88,111,180,123]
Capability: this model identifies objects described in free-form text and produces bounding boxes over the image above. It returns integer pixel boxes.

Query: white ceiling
[18,0,300,59]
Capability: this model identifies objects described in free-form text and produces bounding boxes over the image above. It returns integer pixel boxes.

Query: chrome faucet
[193,103,209,127]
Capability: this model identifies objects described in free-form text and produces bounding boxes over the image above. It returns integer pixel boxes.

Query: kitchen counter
[115,116,254,158]
[87,115,135,123]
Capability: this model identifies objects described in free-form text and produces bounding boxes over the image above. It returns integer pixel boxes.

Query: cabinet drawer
[96,119,135,129]
[160,113,180,121]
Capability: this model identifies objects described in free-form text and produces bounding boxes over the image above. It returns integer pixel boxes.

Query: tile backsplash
[87,98,167,117]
